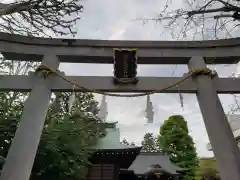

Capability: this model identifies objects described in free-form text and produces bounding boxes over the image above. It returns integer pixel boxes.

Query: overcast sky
[57,0,240,157]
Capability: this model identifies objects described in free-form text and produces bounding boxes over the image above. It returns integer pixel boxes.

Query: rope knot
[35,65,58,78]
[189,68,217,77]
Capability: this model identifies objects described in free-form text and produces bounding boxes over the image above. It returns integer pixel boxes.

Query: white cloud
[59,0,239,158]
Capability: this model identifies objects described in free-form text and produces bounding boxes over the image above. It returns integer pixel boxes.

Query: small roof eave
[94,146,142,152]
[145,168,179,175]
[94,142,141,150]
[128,152,183,175]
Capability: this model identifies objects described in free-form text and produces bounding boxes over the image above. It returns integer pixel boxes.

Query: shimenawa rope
[35,64,215,98]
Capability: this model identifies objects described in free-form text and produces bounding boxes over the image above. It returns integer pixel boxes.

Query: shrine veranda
[0,32,240,180]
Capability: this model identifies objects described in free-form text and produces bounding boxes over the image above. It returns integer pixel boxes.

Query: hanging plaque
[113,49,138,84]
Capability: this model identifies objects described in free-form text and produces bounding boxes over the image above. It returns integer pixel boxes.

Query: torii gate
[0,32,240,180]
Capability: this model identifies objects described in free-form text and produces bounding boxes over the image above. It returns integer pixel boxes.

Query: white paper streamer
[68,84,76,112]
[146,95,154,123]
[177,85,184,110]
[68,93,76,112]
[98,95,108,121]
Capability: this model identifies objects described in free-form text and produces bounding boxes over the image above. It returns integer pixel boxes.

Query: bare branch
[138,0,240,40]
[0,0,83,37]
[188,7,232,16]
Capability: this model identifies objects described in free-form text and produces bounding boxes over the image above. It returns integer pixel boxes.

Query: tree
[141,133,159,152]
[0,58,105,179]
[0,0,83,36]
[31,110,105,180]
[0,0,98,178]
[121,138,136,146]
[157,115,198,180]
[142,0,240,40]
[196,157,220,180]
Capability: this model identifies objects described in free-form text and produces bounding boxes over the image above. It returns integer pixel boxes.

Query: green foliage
[121,138,136,146]
[32,111,105,180]
[157,115,198,180]
[141,133,159,152]
[0,58,105,179]
[195,158,220,180]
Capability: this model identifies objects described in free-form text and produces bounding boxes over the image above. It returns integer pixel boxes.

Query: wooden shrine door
[87,164,119,180]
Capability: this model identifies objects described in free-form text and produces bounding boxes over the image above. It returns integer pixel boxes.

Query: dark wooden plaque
[113,49,138,84]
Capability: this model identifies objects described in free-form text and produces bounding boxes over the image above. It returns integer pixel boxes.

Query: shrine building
[87,122,185,180]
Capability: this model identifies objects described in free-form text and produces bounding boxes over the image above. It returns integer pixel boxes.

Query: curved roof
[93,124,141,151]
[128,152,184,175]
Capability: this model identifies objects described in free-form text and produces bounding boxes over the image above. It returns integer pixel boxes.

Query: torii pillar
[188,56,240,180]
[0,54,60,180]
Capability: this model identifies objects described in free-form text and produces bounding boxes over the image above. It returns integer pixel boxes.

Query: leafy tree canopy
[141,133,159,152]
[157,115,198,180]
[196,157,220,180]
[32,110,105,180]
[121,138,136,146]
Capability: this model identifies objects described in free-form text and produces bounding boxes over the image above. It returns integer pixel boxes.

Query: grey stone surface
[1,76,240,93]
[0,32,240,48]
[0,33,240,180]
[188,57,240,180]
[0,32,240,64]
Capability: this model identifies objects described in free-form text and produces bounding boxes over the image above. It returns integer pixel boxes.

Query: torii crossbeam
[0,32,240,180]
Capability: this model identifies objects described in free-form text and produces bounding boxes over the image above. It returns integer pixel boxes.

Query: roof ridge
[140,152,165,155]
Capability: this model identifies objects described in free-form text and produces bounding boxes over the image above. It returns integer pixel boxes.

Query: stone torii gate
[0,32,240,180]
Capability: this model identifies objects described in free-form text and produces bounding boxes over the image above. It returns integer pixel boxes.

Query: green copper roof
[101,122,118,129]
[94,122,139,150]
